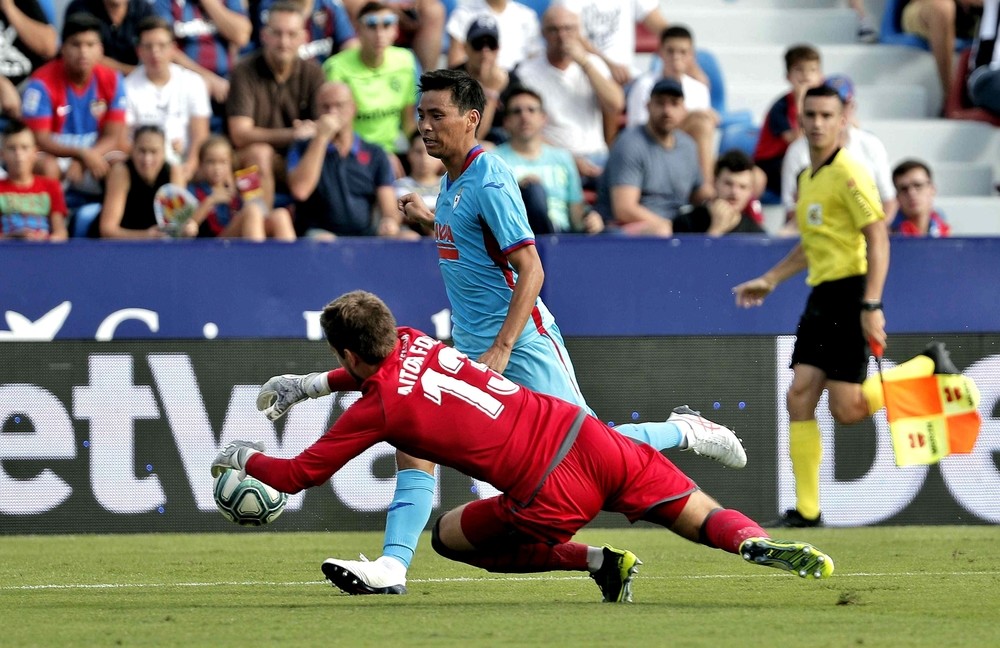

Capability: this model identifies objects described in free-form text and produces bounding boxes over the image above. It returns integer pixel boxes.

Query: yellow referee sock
[789,420,822,520]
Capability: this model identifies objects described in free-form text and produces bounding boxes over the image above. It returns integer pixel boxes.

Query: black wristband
[861,301,883,312]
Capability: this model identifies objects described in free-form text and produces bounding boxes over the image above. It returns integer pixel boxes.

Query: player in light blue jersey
[259,69,746,596]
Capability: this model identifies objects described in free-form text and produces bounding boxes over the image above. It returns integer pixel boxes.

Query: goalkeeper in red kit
[212,291,834,602]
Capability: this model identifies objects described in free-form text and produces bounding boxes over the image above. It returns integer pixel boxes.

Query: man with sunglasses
[323,0,418,177]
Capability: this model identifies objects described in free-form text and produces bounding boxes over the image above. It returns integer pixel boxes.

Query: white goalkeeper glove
[211,440,265,477]
[256,372,331,421]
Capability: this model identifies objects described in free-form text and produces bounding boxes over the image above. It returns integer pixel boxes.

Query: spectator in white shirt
[515,4,624,188]
[553,0,666,85]
[124,16,211,182]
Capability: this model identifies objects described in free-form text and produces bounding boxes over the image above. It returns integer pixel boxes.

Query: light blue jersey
[434,146,557,359]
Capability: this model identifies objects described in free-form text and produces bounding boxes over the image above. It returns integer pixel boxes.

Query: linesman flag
[871,342,981,467]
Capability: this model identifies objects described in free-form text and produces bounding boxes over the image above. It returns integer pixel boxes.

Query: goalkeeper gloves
[256,372,331,421]
[211,440,265,477]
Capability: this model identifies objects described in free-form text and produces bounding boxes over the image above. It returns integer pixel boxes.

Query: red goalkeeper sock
[701,508,769,554]
[446,541,590,573]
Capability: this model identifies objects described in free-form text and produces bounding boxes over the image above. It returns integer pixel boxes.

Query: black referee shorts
[790,275,868,384]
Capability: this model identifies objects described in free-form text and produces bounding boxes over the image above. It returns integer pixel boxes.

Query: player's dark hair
[136,16,174,42]
[419,69,486,118]
[659,25,693,45]
[62,12,103,43]
[784,44,820,71]
[357,1,388,18]
[892,158,933,183]
[804,84,843,105]
[1,118,32,140]
[321,291,398,364]
[714,149,754,176]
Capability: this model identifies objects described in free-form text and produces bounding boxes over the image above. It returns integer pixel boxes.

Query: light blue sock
[382,469,436,569]
[613,422,684,451]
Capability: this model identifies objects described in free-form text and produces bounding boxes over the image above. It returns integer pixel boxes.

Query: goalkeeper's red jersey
[246,327,584,505]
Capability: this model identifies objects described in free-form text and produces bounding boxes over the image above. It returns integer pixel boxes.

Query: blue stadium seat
[695,49,753,129]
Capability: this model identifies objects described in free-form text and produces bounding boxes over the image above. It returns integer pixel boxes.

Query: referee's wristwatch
[861,300,883,312]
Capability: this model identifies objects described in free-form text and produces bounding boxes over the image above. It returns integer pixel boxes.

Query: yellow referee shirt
[796,148,885,286]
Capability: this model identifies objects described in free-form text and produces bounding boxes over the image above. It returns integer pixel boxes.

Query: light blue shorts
[503,323,594,414]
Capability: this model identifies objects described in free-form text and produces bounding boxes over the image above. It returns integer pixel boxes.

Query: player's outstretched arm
[256,372,333,421]
[732,244,808,308]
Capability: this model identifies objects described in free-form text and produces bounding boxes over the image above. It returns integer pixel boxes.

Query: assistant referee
[732,84,890,528]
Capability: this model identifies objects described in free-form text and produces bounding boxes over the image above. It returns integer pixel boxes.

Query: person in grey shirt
[596,77,711,236]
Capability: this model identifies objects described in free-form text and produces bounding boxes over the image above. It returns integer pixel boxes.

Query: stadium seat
[879,0,973,51]
[695,49,753,129]
[944,48,1000,127]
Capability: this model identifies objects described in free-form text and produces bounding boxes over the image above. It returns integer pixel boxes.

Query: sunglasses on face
[363,14,398,29]
[470,38,498,51]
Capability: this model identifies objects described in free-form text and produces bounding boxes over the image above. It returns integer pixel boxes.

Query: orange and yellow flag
[883,369,981,467]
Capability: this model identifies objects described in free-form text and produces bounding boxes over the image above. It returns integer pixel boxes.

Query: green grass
[3,527,999,647]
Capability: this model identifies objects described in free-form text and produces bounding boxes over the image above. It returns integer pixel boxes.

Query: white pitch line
[1,570,994,592]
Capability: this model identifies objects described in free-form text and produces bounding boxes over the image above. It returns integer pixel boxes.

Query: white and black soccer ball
[213,468,288,526]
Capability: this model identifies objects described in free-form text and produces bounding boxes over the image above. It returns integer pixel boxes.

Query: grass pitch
[3,526,999,647]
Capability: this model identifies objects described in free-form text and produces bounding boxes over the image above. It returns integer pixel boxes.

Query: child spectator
[21,13,127,200]
[188,135,296,240]
[124,16,211,183]
[97,124,180,238]
[0,119,67,240]
[394,131,444,212]
[63,0,155,74]
[891,159,950,237]
[753,44,822,199]
[673,149,766,236]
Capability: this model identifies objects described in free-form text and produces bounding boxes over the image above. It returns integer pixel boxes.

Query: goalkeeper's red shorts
[460,416,698,546]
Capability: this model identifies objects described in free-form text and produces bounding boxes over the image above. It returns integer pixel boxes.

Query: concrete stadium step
[935,197,1000,235]
[727,83,928,121]
[930,163,996,197]
[666,8,856,45]
[865,119,1000,164]
[700,45,942,117]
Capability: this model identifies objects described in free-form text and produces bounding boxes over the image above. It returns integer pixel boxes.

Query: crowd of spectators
[0,0,996,241]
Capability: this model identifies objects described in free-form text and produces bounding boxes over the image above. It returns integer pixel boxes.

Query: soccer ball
[213,468,288,526]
